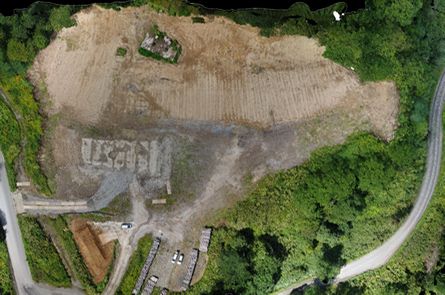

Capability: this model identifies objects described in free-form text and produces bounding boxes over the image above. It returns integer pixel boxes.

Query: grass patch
[80,193,132,222]
[0,227,14,294]
[116,234,154,295]
[78,213,112,222]
[100,193,131,215]
[0,98,21,191]
[117,48,127,56]
[192,16,205,23]
[17,215,70,287]
[45,215,98,294]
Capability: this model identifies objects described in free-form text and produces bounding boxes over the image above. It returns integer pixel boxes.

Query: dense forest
[0,0,444,294]
[0,3,83,195]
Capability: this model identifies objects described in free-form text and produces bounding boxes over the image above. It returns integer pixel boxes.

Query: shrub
[17,215,70,287]
[45,216,98,295]
[192,17,205,24]
[117,48,127,56]
[116,235,153,295]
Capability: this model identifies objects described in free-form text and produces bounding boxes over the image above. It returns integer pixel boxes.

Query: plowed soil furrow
[29,4,398,131]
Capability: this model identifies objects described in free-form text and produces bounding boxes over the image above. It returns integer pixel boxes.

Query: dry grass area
[69,218,114,284]
[29,4,398,137]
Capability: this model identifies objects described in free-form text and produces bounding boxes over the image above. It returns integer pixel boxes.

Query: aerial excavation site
[0,0,444,294]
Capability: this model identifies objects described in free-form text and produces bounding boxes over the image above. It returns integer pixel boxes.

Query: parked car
[177,254,184,265]
[172,250,179,263]
[121,223,132,229]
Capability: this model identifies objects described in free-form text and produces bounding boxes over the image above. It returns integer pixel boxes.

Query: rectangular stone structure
[141,276,158,295]
[152,199,167,204]
[132,238,161,295]
[199,228,212,252]
[180,249,199,292]
[166,180,171,195]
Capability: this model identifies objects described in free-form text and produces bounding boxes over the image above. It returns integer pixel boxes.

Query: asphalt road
[1,69,444,294]
[0,153,34,294]
[335,69,445,282]
[276,69,445,294]
[0,153,84,295]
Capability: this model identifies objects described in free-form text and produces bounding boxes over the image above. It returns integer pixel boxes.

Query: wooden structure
[166,180,171,195]
[152,199,167,204]
[132,238,161,295]
[180,249,199,291]
[141,276,158,295]
[199,227,212,252]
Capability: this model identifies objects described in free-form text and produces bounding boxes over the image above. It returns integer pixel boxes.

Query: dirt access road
[275,69,445,294]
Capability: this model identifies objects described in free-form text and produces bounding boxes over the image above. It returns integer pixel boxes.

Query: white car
[121,223,132,229]
[177,254,184,265]
[172,250,179,263]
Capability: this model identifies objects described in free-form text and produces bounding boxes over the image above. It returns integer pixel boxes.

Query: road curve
[335,69,445,282]
[274,69,445,294]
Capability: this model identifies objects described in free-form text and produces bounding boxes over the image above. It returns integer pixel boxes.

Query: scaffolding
[141,276,158,295]
[132,238,161,295]
[199,227,212,252]
[180,249,199,291]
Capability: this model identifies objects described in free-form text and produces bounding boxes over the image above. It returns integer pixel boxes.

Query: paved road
[276,69,445,294]
[2,67,444,294]
[0,153,83,295]
[335,69,445,282]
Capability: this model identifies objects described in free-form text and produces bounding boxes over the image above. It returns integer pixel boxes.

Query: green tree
[6,38,32,62]
[49,6,76,32]
[32,31,49,50]
[217,250,250,293]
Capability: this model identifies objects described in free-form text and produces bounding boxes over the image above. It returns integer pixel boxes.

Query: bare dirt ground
[25,4,401,293]
[69,218,115,284]
[29,5,398,136]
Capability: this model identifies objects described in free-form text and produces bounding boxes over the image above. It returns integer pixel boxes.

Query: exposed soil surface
[69,218,114,284]
[25,4,401,293]
[29,5,397,136]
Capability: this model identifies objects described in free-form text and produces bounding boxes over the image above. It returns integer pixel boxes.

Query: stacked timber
[141,276,158,295]
[132,238,161,295]
[180,249,199,291]
[160,288,169,295]
[199,228,212,252]
[166,180,171,195]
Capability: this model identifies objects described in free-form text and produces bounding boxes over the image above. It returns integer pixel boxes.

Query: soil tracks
[30,5,398,137]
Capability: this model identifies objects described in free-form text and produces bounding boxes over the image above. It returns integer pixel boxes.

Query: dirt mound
[69,218,114,284]
[29,5,398,136]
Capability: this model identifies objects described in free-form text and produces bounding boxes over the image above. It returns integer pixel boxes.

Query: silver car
[172,250,179,263]
[177,254,184,265]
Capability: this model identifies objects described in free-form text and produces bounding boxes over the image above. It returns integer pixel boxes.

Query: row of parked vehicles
[121,224,185,265]
[172,250,184,265]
